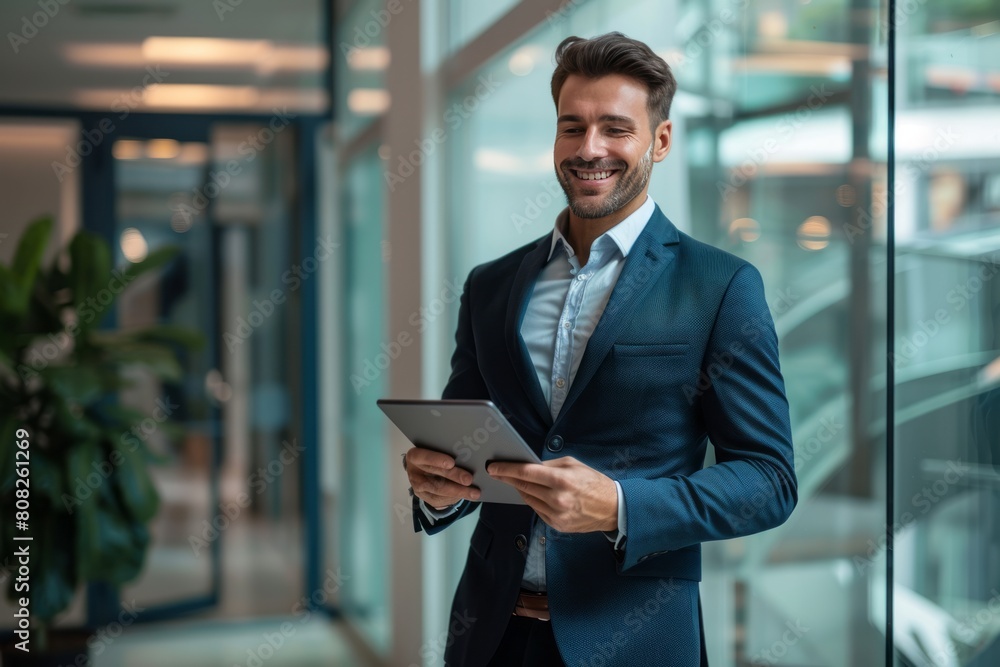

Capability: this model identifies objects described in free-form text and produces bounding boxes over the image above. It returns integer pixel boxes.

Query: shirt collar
[548,194,656,262]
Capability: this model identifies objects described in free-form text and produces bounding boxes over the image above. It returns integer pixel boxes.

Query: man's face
[553,73,670,220]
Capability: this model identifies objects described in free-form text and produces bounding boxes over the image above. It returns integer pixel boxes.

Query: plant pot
[1,629,91,667]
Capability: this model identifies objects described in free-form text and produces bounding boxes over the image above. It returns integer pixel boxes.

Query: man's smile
[569,167,620,185]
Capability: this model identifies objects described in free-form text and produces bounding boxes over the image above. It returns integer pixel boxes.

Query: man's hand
[405,447,481,509]
[487,456,617,533]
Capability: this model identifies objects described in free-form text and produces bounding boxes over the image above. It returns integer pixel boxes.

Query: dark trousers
[486,615,567,667]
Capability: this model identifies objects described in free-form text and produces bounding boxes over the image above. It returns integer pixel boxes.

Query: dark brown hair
[550,32,677,128]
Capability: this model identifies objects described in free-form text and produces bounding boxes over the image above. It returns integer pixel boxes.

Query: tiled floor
[92,615,376,667]
[94,512,382,667]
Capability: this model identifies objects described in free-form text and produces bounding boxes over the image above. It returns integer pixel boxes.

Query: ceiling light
[120,228,148,263]
[508,45,545,76]
[143,84,260,109]
[112,140,144,160]
[146,139,180,159]
[142,37,269,66]
[347,88,390,115]
[64,39,326,74]
[759,12,788,39]
[797,216,831,251]
[729,218,761,243]
[347,46,390,71]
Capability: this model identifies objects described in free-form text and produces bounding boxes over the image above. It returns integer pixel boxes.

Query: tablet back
[377,399,541,505]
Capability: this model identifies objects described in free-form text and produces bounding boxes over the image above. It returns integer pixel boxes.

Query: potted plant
[0,217,203,665]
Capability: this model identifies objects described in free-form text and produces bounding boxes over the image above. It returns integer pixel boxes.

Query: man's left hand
[487,457,617,533]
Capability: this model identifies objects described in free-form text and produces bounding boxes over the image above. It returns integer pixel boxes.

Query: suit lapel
[553,207,680,429]
[505,234,555,429]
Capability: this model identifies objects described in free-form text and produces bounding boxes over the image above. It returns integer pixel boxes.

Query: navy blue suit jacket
[413,205,797,666]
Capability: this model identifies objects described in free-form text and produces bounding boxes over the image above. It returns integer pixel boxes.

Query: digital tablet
[377,399,541,505]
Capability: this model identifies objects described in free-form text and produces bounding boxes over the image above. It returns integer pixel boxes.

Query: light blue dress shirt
[421,195,656,592]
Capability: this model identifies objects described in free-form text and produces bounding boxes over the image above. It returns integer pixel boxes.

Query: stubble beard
[556,141,654,220]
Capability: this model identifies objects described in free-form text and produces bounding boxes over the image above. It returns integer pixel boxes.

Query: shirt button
[555,377,566,389]
[577,274,588,281]
[563,321,571,329]
[547,435,564,452]
[514,534,527,551]
[540,536,547,546]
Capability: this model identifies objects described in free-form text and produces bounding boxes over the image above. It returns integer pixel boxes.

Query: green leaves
[68,231,111,333]
[0,220,198,623]
[30,511,78,622]
[0,265,21,322]
[1,217,52,319]
[129,324,205,350]
[40,366,103,406]
[92,511,150,587]
[0,417,16,496]
[69,440,102,581]
[110,439,160,524]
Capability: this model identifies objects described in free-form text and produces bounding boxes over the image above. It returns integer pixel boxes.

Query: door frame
[0,107,328,627]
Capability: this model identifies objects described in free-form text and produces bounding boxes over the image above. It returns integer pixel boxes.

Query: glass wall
[337,142,392,653]
[892,2,1000,666]
[110,121,306,619]
[328,0,1000,664]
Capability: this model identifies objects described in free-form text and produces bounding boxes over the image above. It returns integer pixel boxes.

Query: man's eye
[608,128,626,134]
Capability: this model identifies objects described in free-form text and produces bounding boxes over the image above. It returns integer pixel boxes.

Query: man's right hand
[405,447,481,509]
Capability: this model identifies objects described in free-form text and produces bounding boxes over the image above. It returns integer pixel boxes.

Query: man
[403,32,797,666]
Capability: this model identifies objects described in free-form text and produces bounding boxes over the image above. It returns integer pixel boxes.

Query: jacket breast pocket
[610,342,695,401]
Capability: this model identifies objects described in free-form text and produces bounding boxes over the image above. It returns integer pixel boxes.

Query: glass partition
[338,142,392,654]
[324,0,1000,664]
[892,1,1000,665]
[112,119,305,619]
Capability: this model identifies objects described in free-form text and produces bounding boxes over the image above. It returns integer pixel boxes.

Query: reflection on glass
[113,139,217,609]
[115,121,304,618]
[447,0,522,53]
[893,2,1000,665]
[338,143,392,653]
[336,0,390,142]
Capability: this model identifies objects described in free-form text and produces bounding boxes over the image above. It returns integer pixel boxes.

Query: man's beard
[556,141,654,220]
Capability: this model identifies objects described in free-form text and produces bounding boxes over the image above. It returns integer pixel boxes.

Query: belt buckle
[513,589,550,622]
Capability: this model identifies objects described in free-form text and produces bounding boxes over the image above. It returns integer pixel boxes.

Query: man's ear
[653,119,672,163]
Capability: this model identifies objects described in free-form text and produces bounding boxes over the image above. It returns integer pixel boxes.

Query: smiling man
[403,32,797,667]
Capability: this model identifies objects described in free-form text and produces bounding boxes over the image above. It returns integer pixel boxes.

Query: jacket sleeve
[617,263,798,571]
[412,268,485,535]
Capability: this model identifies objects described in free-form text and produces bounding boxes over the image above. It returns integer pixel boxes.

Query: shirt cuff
[603,481,627,550]
[419,498,465,524]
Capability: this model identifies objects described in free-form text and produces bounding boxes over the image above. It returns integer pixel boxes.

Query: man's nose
[576,127,607,162]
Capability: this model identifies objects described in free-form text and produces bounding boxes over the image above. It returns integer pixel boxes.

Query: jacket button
[547,435,564,452]
[514,534,527,551]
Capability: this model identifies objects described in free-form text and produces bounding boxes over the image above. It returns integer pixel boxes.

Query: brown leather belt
[512,589,550,621]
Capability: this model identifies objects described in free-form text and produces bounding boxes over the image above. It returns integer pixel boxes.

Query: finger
[414,470,481,501]
[519,492,556,527]
[485,461,525,478]
[442,465,476,486]
[543,455,580,468]
[491,474,552,503]
[487,462,551,483]
[406,447,458,471]
[414,487,474,508]
[419,491,467,509]
[489,465,559,490]
[411,461,475,487]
